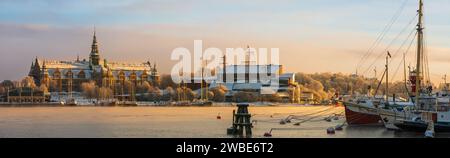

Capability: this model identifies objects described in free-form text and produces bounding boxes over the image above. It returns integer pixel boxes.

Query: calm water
[0,105,447,138]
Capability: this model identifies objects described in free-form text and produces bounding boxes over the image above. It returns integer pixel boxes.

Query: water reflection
[0,106,448,138]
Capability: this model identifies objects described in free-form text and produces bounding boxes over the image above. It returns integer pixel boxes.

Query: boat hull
[344,102,382,125]
[378,108,402,130]
[395,121,450,132]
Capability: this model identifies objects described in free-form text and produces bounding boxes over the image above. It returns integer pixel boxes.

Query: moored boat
[344,96,382,125]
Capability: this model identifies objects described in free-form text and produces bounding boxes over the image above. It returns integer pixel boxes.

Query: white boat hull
[378,108,404,130]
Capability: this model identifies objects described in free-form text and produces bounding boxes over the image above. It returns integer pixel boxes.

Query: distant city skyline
[1,0,450,84]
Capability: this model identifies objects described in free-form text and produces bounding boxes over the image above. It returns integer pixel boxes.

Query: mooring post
[227,104,253,137]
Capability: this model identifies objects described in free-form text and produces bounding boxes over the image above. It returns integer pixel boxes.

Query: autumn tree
[147,87,162,101]
[21,76,36,88]
[38,84,48,93]
[81,81,97,100]
[1,80,14,89]
[0,86,5,95]
[98,87,114,100]
[233,92,258,103]
[136,81,152,94]
[163,86,176,101]
[159,74,177,89]
[210,85,227,102]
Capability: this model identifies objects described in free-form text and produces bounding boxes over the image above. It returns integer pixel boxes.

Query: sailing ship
[386,0,450,133]
[344,52,412,125]
[345,0,450,133]
[172,59,213,107]
[344,0,425,127]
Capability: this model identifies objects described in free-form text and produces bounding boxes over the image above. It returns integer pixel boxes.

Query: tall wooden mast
[385,51,391,103]
[415,0,424,108]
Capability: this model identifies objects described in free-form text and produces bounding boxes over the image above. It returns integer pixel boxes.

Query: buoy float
[217,113,221,119]
[327,127,335,134]
[264,132,272,137]
[335,124,344,131]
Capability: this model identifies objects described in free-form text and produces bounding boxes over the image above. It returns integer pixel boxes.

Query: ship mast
[385,51,391,104]
[415,0,424,109]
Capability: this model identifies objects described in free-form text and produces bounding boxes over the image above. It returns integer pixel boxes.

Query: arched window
[66,70,73,79]
[78,70,86,79]
[119,70,125,81]
[53,68,61,78]
[130,71,137,81]
[141,71,148,81]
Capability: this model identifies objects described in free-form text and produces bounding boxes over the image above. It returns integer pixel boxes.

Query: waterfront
[0,105,448,138]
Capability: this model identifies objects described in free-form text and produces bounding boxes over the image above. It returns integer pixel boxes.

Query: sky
[1,0,450,84]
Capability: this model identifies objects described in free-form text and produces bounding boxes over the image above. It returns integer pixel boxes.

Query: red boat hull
[344,103,382,125]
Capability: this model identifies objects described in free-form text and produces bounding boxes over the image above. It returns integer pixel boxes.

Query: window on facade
[54,71,60,78]
[78,71,86,79]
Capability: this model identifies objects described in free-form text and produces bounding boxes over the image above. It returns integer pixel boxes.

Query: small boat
[343,96,382,125]
[119,101,138,106]
[97,100,117,106]
[173,101,192,106]
[335,124,344,131]
[327,127,335,134]
[64,98,78,106]
[191,100,213,106]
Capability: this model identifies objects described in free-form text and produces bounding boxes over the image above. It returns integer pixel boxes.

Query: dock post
[227,103,252,137]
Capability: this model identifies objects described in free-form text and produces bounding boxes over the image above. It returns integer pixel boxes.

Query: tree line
[0,73,417,102]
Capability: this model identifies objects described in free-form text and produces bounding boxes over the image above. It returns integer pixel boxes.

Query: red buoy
[264,132,272,137]
[217,113,221,119]
[327,127,336,134]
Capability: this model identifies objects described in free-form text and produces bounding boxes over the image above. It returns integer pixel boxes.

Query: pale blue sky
[1,0,450,83]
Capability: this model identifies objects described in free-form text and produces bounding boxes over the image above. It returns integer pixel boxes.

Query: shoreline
[0,102,332,108]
